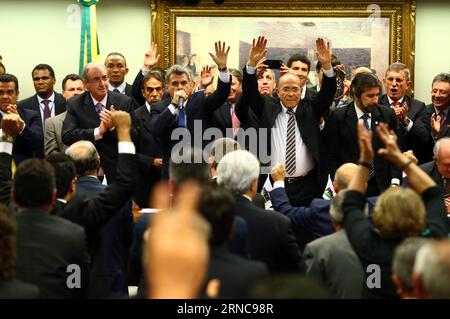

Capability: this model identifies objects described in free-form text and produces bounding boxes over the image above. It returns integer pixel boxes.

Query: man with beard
[327,72,401,196]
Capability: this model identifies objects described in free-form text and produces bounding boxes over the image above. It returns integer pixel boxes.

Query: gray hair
[414,240,450,298]
[432,73,450,86]
[433,137,450,157]
[169,147,210,186]
[65,140,99,176]
[210,138,241,169]
[165,64,193,84]
[385,62,411,81]
[216,150,260,194]
[392,237,431,292]
[330,189,368,224]
[81,62,107,82]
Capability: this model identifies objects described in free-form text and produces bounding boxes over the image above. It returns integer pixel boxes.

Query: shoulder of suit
[17,95,36,106]
[419,160,435,171]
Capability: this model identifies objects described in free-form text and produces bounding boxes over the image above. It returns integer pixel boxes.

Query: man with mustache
[327,72,401,196]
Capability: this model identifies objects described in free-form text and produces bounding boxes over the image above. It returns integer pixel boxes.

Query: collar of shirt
[354,102,371,119]
[145,101,152,113]
[387,96,404,106]
[301,85,306,99]
[280,101,298,114]
[91,93,108,108]
[57,198,67,204]
[37,92,55,104]
[242,194,252,202]
[434,105,449,116]
[109,82,126,94]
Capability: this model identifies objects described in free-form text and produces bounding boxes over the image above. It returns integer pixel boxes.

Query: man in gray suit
[303,189,365,299]
[44,74,84,155]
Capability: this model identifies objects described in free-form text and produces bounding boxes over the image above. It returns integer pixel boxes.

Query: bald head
[351,67,373,80]
[277,73,302,109]
[433,137,450,179]
[334,163,358,192]
[65,140,100,176]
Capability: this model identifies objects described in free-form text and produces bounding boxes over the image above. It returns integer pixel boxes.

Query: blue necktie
[361,113,375,177]
[178,107,186,128]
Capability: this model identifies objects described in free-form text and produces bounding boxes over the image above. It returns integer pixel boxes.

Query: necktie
[285,109,296,176]
[42,100,51,121]
[95,102,104,115]
[392,101,400,108]
[361,113,375,177]
[178,105,186,128]
[230,103,240,138]
[438,112,445,130]
[113,89,120,93]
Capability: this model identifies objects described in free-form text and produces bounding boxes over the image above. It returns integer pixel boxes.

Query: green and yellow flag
[78,0,101,74]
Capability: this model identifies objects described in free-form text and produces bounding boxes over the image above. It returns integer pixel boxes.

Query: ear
[412,272,427,299]
[391,273,405,298]
[405,80,412,90]
[125,67,129,75]
[168,179,177,197]
[332,180,339,193]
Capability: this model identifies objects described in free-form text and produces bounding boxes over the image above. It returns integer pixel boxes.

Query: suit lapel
[345,103,358,147]
[221,102,232,127]
[142,106,154,134]
[83,92,100,126]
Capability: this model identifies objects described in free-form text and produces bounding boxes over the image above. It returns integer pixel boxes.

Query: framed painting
[151,0,416,85]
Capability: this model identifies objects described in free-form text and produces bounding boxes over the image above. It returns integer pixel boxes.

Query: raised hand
[270,163,286,182]
[209,41,230,70]
[357,121,374,164]
[247,36,267,67]
[199,65,213,89]
[376,122,403,165]
[1,113,22,137]
[280,63,290,76]
[430,113,442,137]
[143,42,160,71]
[315,38,332,70]
[256,57,268,78]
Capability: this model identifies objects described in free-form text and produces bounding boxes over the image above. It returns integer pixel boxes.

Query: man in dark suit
[62,62,139,183]
[236,36,336,206]
[134,70,165,208]
[151,41,231,179]
[198,184,268,299]
[327,72,401,196]
[379,62,430,164]
[105,52,134,98]
[17,64,66,127]
[217,149,304,274]
[0,74,43,164]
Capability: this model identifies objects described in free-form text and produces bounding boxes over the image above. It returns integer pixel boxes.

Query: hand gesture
[247,36,267,67]
[5,104,18,115]
[402,150,418,165]
[430,113,442,137]
[153,158,163,169]
[143,42,160,71]
[111,110,131,131]
[376,122,403,165]
[256,57,268,78]
[270,163,286,182]
[172,90,188,108]
[315,38,332,70]
[1,113,22,137]
[280,63,290,76]
[199,65,213,89]
[357,121,374,164]
[209,41,230,70]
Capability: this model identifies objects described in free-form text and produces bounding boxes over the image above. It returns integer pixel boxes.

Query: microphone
[178,97,185,110]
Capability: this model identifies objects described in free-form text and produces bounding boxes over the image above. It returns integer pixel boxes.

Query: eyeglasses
[145,86,163,93]
[89,75,109,84]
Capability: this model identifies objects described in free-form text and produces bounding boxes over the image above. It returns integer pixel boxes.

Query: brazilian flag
[78,0,101,74]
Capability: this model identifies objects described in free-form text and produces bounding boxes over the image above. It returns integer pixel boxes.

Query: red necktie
[392,101,400,108]
[438,112,445,130]
[231,103,240,138]
[42,100,51,121]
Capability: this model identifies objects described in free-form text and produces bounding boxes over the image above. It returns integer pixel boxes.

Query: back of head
[372,187,425,240]
[329,189,351,224]
[0,204,15,280]
[46,153,76,199]
[209,138,241,169]
[350,71,382,100]
[392,237,431,293]
[334,163,358,191]
[65,140,99,176]
[169,147,210,186]
[13,159,55,208]
[198,184,236,246]
[216,150,260,195]
[414,240,450,298]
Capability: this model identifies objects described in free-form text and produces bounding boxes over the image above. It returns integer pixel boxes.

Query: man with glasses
[62,62,139,183]
[133,70,166,207]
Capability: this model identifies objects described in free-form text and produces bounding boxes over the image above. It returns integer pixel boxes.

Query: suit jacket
[420,104,450,162]
[75,175,133,298]
[327,103,401,192]
[18,92,66,125]
[0,278,40,299]
[131,71,146,106]
[152,76,231,178]
[304,230,364,299]
[236,67,336,184]
[342,187,448,299]
[235,196,304,274]
[15,208,89,299]
[134,104,163,208]
[420,161,446,191]
[62,91,138,182]
[44,111,67,155]
[206,245,268,298]
[379,94,430,164]
[8,106,44,164]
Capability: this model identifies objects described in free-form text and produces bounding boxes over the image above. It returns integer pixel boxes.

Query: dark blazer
[235,196,304,274]
[327,103,401,192]
[379,94,430,164]
[62,91,138,182]
[420,104,450,162]
[15,208,89,299]
[342,187,449,299]
[420,161,445,190]
[236,67,336,183]
[206,245,268,298]
[75,175,133,298]
[131,71,146,106]
[9,106,44,164]
[18,92,66,124]
[152,77,231,178]
[0,278,40,299]
[134,104,163,208]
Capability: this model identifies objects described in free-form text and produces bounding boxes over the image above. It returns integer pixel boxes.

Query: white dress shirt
[37,93,56,125]
[109,81,126,94]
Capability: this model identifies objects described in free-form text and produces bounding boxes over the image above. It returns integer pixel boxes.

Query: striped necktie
[285,109,296,176]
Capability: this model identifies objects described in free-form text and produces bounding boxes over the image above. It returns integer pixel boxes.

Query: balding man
[62,62,139,183]
[236,36,336,207]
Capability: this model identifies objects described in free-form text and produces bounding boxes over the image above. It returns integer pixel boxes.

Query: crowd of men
[0,36,449,299]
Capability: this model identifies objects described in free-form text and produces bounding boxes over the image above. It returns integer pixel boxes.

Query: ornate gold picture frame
[151,0,416,81]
